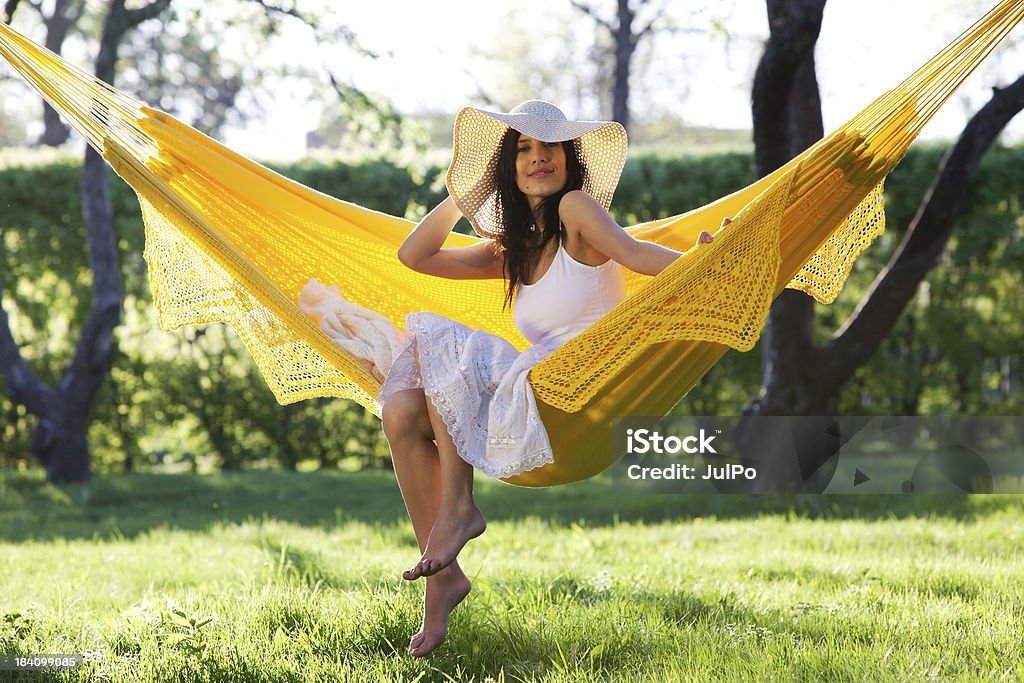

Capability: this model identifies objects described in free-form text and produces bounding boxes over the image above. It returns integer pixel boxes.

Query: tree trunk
[749,1,1024,419]
[612,0,636,131]
[746,0,826,420]
[0,0,171,483]
[570,0,652,134]
[3,0,84,146]
[739,0,1024,491]
[23,146,122,482]
[36,0,84,147]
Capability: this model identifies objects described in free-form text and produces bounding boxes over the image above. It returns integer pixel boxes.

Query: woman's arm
[560,190,724,276]
[397,196,504,279]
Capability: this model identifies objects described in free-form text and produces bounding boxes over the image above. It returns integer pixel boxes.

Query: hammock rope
[1,0,1021,487]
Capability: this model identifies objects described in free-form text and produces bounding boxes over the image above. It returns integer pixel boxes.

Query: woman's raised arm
[560,190,722,276]
[397,196,504,280]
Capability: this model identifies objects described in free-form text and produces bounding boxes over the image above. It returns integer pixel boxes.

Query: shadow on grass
[0,468,1018,543]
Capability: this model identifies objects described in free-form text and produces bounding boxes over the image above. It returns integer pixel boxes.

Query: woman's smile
[516,135,568,206]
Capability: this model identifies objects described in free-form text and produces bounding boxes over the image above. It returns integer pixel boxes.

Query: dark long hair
[494,128,587,311]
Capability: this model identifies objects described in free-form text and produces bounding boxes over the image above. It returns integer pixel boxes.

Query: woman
[372,100,724,656]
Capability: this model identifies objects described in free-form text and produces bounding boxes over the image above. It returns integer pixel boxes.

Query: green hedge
[1,144,1021,473]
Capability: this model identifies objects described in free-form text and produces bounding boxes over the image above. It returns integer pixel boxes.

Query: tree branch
[465,71,501,110]
[65,0,85,25]
[236,0,378,58]
[823,71,1024,384]
[636,0,672,40]
[0,273,54,416]
[570,0,614,33]
[123,0,172,31]
[655,25,705,38]
[636,18,658,40]
[2,0,23,23]
[242,0,307,24]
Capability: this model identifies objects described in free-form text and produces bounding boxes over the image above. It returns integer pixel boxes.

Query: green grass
[0,469,1022,682]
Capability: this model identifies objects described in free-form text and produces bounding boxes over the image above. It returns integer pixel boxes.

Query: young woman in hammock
[375,100,726,656]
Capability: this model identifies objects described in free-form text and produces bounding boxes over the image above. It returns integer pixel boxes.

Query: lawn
[0,469,1021,682]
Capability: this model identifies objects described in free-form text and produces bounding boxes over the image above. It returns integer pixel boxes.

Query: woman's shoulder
[558,189,603,216]
[556,191,620,266]
[558,189,614,239]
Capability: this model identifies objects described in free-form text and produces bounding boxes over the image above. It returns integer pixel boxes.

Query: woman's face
[515,134,568,208]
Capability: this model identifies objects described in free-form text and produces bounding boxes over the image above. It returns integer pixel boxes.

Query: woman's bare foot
[408,566,472,657]
[403,504,486,580]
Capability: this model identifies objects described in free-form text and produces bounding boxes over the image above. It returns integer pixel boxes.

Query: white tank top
[513,241,627,350]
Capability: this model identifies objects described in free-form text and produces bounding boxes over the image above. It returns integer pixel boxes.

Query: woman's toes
[410,636,441,657]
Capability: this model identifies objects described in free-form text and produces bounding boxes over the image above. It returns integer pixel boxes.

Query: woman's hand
[695,216,731,247]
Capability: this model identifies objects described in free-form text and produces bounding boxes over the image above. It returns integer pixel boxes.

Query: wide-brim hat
[446,100,628,239]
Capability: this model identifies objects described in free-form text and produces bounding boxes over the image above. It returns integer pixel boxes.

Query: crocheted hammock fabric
[1,0,1020,486]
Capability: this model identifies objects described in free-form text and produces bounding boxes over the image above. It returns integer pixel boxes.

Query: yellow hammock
[1,1,1022,487]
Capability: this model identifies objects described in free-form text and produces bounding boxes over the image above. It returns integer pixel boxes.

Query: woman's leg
[381,389,442,551]
[381,389,473,657]
[403,392,487,581]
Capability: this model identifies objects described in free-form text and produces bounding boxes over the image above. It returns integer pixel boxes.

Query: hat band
[475,110,608,143]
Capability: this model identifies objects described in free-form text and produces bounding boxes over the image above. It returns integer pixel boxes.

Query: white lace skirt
[377,312,555,479]
[298,279,555,480]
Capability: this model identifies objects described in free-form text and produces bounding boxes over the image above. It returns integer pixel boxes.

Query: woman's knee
[381,389,431,443]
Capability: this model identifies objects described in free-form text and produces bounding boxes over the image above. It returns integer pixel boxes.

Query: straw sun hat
[445,100,628,240]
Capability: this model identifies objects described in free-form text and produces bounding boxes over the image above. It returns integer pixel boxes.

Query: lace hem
[378,312,554,480]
